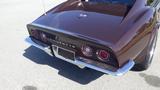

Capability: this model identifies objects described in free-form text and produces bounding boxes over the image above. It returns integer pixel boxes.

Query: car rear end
[25,0,137,76]
[26,23,135,76]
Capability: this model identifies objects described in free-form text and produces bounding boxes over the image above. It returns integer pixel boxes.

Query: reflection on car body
[26,0,160,76]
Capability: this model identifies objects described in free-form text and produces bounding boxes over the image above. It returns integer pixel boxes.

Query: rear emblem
[78,13,88,18]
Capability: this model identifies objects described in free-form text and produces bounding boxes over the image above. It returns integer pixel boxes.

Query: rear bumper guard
[25,37,135,76]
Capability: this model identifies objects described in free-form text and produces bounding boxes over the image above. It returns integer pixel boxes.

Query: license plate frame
[57,47,75,61]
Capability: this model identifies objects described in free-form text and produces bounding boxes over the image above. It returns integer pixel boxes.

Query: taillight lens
[30,30,39,39]
[30,30,48,43]
[40,32,47,42]
[81,45,93,57]
[96,50,110,61]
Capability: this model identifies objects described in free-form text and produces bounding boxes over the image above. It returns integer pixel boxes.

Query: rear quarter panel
[113,0,157,66]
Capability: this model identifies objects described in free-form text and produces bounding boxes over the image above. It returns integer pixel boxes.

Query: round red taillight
[81,45,93,57]
[30,30,39,39]
[40,32,47,42]
[97,50,110,61]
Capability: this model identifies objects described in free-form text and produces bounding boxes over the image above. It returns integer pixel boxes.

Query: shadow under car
[23,46,104,84]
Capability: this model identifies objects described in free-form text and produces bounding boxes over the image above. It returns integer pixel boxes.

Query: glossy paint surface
[34,1,128,44]
[31,0,159,67]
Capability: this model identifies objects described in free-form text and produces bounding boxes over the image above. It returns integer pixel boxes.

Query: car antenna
[41,0,47,15]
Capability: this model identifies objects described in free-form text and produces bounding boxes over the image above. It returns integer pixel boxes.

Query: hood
[33,1,131,44]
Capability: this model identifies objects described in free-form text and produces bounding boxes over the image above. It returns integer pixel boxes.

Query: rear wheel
[132,32,158,71]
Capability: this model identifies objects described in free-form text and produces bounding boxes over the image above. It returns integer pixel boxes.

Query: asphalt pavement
[0,0,160,90]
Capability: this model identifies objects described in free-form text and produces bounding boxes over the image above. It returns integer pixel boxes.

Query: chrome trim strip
[25,37,135,76]
[25,37,53,56]
[75,60,134,76]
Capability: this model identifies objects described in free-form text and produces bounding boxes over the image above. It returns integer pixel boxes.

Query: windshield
[87,0,135,6]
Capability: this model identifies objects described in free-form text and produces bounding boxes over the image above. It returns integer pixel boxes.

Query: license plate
[58,48,75,61]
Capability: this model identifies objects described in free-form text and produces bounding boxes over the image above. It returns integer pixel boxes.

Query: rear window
[87,0,136,6]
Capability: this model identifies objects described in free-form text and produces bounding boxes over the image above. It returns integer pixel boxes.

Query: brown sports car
[26,0,160,76]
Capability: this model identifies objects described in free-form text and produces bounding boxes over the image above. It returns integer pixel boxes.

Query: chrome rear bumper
[25,37,135,76]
